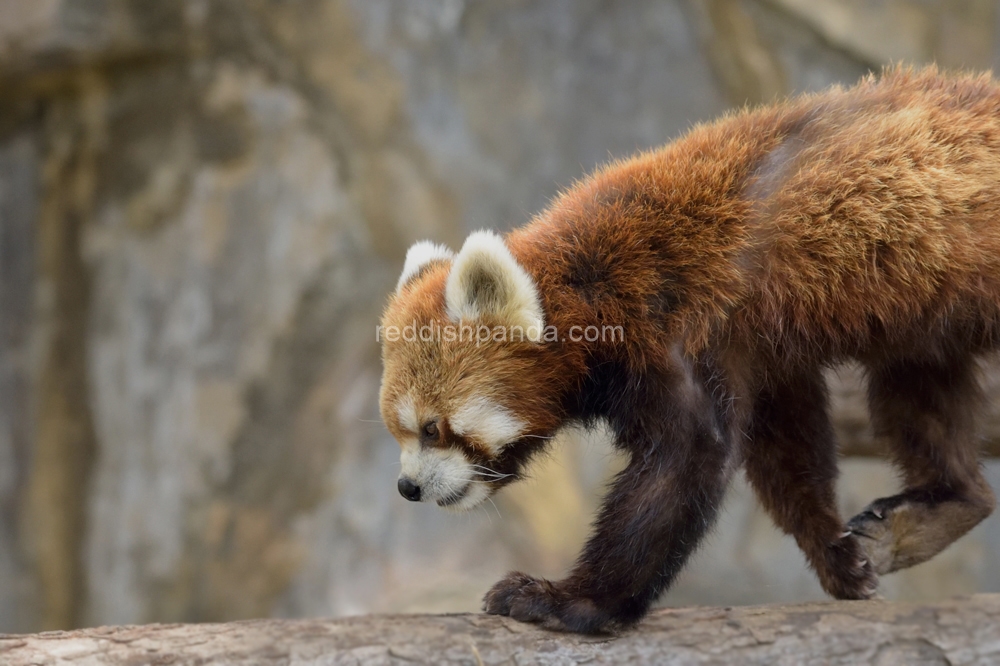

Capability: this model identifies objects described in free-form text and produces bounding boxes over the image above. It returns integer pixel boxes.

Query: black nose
[398,477,421,502]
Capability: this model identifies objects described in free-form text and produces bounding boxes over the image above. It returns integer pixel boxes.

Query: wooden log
[2,595,998,665]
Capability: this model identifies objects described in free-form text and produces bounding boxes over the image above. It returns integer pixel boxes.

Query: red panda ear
[396,241,455,292]
[445,230,545,341]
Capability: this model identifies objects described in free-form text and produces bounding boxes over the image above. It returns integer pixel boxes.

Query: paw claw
[839,530,852,538]
[847,497,905,576]
[821,532,880,600]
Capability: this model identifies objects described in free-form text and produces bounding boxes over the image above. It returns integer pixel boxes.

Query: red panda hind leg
[847,356,997,575]
[743,367,878,599]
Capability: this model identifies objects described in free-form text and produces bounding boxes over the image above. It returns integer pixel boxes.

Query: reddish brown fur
[380,66,998,633]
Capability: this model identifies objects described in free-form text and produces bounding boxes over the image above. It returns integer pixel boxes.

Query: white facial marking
[396,395,419,433]
[398,441,423,479]
[396,241,454,292]
[446,482,490,511]
[450,397,525,454]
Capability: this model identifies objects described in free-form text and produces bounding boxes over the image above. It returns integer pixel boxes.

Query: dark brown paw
[482,572,613,633]
[818,532,879,600]
[846,496,904,575]
[483,571,541,618]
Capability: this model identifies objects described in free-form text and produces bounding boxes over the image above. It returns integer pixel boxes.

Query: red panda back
[507,66,1000,362]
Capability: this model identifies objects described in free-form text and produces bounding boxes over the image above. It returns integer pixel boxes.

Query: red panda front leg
[484,373,736,633]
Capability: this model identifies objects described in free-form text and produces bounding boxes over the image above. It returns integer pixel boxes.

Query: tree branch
[2,595,998,665]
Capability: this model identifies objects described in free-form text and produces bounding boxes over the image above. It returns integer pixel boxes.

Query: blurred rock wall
[0,0,999,633]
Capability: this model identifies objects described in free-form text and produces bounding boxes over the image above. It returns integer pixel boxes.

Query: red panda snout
[397,477,421,502]
[388,391,534,510]
[398,441,491,511]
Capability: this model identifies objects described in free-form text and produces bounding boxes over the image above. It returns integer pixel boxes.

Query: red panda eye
[422,421,439,440]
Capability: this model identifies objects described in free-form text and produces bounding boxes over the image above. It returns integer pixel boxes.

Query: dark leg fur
[484,358,736,633]
[849,357,996,574]
[744,368,877,599]
[484,447,732,632]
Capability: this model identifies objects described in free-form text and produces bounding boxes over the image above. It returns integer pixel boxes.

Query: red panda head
[379,232,565,511]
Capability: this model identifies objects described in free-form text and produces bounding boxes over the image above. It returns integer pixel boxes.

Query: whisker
[468,463,513,474]
[467,465,515,478]
[450,475,488,485]
[488,497,502,521]
[468,467,507,476]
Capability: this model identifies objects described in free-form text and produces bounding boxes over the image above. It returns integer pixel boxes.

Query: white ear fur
[445,230,545,341]
[396,241,454,292]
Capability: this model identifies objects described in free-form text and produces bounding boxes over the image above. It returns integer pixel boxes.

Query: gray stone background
[0,0,999,633]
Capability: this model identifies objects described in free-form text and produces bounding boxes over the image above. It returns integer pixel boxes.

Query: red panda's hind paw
[483,572,613,634]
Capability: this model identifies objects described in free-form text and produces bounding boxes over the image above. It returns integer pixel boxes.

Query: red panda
[378,66,998,633]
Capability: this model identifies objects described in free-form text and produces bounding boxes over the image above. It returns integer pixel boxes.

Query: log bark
[2,595,998,665]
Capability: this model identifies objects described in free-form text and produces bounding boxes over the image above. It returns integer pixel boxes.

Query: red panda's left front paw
[483,572,613,633]
[818,532,880,600]
[483,571,537,617]
[483,571,562,625]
